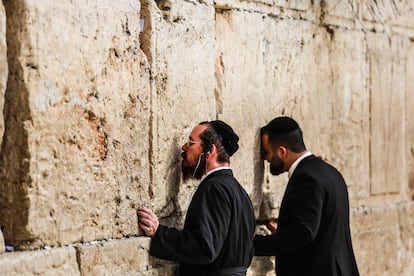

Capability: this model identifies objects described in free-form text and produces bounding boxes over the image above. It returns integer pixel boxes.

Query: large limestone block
[361,0,414,28]
[0,0,151,249]
[215,11,333,215]
[274,0,311,10]
[407,39,414,201]
[0,246,79,275]
[214,0,311,11]
[140,0,216,225]
[351,203,414,275]
[214,9,267,213]
[261,18,332,156]
[324,0,414,29]
[0,3,6,146]
[367,32,406,196]
[256,17,331,214]
[398,202,414,275]
[77,237,175,275]
[0,229,4,254]
[323,0,361,22]
[328,29,370,202]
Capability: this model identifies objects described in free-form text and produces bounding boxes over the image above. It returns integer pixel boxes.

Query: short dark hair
[199,121,231,163]
[261,116,306,153]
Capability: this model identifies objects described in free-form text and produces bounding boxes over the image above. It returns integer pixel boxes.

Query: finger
[138,215,153,226]
[137,209,154,219]
[138,222,152,233]
[137,211,152,221]
[137,208,148,215]
[139,221,150,230]
[136,211,146,218]
[270,222,278,230]
[138,222,155,237]
[138,217,149,226]
[138,207,151,213]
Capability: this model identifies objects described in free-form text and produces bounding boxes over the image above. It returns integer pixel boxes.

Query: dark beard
[181,153,206,181]
[270,162,284,175]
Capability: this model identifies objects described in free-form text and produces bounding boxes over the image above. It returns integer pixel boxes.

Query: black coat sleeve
[254,174,324,256]
[150,182,232,265]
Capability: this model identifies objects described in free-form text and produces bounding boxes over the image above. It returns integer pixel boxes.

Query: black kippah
[210,120,239,156]
[265,116,300,134]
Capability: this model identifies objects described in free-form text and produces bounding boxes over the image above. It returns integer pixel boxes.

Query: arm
[254,175,324,256]
[148,183,232,265]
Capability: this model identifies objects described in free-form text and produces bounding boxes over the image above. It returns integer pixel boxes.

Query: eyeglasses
[186,139,203,147]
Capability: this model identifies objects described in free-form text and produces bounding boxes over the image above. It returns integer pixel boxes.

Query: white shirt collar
[288,151,312,178]
[206,166,231,177]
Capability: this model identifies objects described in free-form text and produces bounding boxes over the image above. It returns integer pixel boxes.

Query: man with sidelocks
[137,120,255,276]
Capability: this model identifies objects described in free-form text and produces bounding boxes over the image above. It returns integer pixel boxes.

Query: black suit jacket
[254,155,359,276]
[150,169,256,276]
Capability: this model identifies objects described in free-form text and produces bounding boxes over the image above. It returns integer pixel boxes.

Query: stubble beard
[269,160,284,176]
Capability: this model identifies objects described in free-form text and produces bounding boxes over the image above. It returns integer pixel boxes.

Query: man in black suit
[137,120,255,276]
[254,116,359,276]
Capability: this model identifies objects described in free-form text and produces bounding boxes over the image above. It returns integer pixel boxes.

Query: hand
[137,207,159,237]
[256,218,278,234]
[267,220,278,234]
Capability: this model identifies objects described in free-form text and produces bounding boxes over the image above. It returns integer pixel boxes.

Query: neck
[285,151,307,170]
[206,161,229,174]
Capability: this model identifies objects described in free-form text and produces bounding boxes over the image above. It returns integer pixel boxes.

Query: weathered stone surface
[215,10,335,214]
[214,9,267,213]
[0,246,79,275]
[0,0,151,249]
[214,0,311,15]
[77,237,175,275]
[329,29,370,202]
[275,0,311,11]
[0,0,413,275]
[351,203,414,275]
[261,18,332,157]
[0,229,4,254]
[140,0,217,227]
[398,203,414,274]
[260,17,332,214]
[407,39,414,201]
[324,0,360,22]
[0,2,6,147]
[324,0,414,30]
[367,32,406,196]
[248,256,275,276]
[361,0,414,28]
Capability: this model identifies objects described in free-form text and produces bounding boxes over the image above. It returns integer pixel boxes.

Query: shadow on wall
[410,146,414,200]
[0,0,33,249]
[252,127,265,216]
[158,136,184,228]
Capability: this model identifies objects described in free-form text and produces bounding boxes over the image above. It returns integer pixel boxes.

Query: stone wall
[0,0,413,275]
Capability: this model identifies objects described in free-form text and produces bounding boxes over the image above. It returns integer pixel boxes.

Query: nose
[182,143,187,151]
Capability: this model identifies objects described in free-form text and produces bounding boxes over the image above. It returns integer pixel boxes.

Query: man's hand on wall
[137,207,159,237]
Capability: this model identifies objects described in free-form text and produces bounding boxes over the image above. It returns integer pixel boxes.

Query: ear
[206,144,216,157]
[278,145,287,159]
